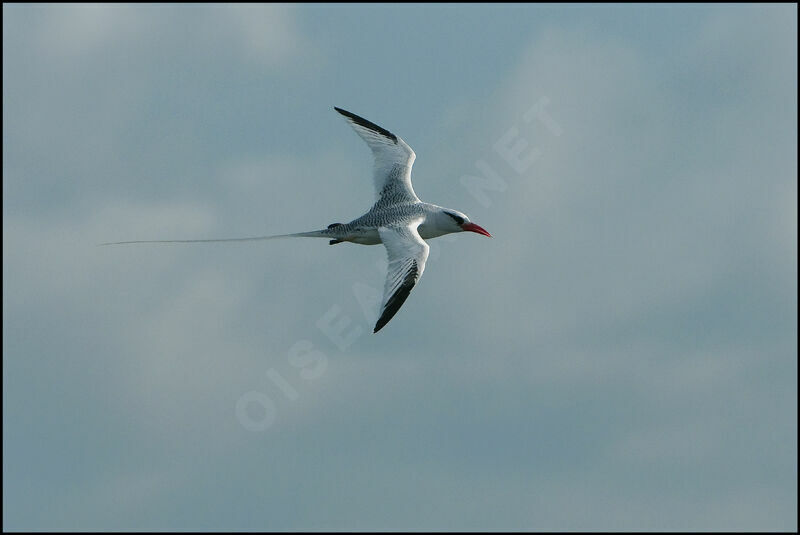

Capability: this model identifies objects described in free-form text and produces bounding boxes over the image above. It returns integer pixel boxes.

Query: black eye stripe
[445,212,465,225]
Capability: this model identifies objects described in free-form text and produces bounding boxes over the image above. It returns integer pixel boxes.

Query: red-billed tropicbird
[104,107,492,332]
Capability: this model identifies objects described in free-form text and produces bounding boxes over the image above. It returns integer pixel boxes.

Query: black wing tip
[373,314,394,333]
[333,106,355,118]
[372,261,419,333]
[333,106,398,142]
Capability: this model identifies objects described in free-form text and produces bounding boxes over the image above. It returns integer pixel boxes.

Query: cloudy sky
[3,3,797,531]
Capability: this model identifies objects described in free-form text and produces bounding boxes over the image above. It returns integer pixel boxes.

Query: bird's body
[104,107,491,332]
[308,202,464,245]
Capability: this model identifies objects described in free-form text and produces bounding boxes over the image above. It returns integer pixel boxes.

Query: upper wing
[374,224,430,333]
[334,107,419,205]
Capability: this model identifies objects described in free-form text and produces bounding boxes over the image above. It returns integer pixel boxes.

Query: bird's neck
[417,208,454,240]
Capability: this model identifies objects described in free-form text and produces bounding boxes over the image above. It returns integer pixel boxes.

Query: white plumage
[103,107,492,333]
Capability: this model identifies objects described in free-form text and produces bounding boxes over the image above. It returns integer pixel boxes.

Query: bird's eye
[445,212,465,226]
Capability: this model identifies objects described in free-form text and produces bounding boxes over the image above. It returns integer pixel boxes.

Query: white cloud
[223,4,312,67]
[3,5,796,532]
[27,4,310,67]
[35,4,145,58]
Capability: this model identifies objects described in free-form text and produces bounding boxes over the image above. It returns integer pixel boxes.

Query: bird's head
[441,209,492,237]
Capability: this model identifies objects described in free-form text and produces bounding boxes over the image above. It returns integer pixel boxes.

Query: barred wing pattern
[374,224,430,333]
[334,107,419,205]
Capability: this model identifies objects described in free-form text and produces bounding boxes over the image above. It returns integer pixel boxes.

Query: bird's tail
[99,230,329,246]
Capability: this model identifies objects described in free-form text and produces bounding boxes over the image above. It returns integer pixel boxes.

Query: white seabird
[104,107,492,332]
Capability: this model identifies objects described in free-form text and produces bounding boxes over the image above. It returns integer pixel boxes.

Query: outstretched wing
[374,224,430,333]
[334,107,419,205]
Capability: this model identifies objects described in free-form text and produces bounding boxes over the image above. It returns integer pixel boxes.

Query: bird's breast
[347,228,382,245]
[417,224,449,240]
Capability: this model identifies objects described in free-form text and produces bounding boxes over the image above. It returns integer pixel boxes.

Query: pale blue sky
[3,3,797,531]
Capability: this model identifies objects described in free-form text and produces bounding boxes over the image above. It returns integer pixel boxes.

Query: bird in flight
[104,107,491,332]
